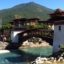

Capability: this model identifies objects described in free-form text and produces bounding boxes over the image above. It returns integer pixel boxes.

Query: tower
[49,9,64,52]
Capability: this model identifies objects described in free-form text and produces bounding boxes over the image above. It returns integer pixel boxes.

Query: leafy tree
[35,23,48,29]
[2,23,12,29]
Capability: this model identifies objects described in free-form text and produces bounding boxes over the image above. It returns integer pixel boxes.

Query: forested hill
[0,2,54,25]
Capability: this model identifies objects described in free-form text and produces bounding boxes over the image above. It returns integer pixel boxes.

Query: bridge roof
[50,9,64,17]
[28,18,39,20]
[43,9,64,25]
[12,18,40,23]
[13,18,27,22]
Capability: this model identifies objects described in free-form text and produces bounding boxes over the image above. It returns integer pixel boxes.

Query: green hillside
[0,2,54,25]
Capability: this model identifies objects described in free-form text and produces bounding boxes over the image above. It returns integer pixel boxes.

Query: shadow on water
[5,44,52,63]
[5,50,41,63]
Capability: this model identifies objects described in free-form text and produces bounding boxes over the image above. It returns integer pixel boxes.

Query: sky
[0,0,64,10]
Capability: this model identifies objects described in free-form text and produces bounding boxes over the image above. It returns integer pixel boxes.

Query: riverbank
[0,50,10,54]
[31,56,64,64]
[0,41,9,50]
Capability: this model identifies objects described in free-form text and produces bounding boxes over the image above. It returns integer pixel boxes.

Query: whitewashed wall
[52,25,54,30]
[53,25,64,52]
[11,31,23,43]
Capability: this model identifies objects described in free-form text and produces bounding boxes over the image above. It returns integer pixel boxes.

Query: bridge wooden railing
[24,29,54,39]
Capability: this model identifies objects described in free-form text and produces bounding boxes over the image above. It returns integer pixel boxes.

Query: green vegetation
[60,44,64,51]
[26,23,48,29]
[0,2,53,26]
[36,23,48,29]
[26,25,35,29]
[2,23,12,29]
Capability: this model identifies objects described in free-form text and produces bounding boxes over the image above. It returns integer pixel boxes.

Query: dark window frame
[59,26,61,31]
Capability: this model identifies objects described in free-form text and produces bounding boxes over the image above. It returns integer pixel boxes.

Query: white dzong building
[48,9,64,52]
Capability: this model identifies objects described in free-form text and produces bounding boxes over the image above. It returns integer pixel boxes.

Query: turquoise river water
[0,47,52,64]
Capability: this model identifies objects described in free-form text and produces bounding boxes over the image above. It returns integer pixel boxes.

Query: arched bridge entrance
[18,29,53,45]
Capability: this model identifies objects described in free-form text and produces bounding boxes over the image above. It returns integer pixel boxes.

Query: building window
[59,26,61,31]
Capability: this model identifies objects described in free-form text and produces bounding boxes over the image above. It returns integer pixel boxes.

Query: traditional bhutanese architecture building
[27,18,39,27]
[11,18,27,29]
[10,9,64,53]
[38,20,54,30]
[47,9,64,52]
[10,18,40,43]
[39,9,64,52]
[10,18,39,29]
[10,18,27,43]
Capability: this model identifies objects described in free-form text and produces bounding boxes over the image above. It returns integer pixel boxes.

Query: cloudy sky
[0,0,64,10]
